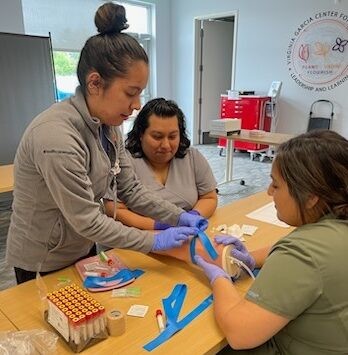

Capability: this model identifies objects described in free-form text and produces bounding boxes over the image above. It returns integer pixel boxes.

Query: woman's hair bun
[95,2,129,35]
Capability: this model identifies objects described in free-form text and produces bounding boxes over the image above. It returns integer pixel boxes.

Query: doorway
[193,12,238,145]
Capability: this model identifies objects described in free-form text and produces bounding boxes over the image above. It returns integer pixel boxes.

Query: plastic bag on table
[0,329,58,355]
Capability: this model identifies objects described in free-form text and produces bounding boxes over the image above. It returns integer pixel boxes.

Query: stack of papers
[246,202,290,228]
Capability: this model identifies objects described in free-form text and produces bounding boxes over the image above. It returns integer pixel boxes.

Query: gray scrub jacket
[6,87,183,272]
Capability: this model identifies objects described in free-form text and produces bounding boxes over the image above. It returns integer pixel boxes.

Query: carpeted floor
[0,144,272,290]
[197,145,272,207]
[0,195,16,291]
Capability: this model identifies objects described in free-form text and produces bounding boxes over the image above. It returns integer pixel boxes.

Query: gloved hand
[178,212,208,231]
[214,235,256,271]
[154,220,172,230]
[194,255,231,285]
[187,209,200,216]
[152,227,198,251]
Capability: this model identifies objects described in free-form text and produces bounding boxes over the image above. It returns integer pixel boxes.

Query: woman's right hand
[214,235,256,271]
[152,227,199,251]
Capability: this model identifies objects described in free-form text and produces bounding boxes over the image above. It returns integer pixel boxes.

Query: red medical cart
[218,95,271,151]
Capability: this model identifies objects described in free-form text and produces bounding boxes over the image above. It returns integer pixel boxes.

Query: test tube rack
[45,283,108,353]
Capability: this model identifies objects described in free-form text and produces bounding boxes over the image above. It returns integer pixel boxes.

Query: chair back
[307,100,334,131]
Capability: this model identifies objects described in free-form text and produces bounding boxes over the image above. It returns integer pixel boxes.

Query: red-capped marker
[155,309,165,333]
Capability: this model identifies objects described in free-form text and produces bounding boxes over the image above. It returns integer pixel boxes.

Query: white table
[210,130,294,185]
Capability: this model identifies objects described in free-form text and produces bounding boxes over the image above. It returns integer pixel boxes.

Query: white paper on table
[246,202,290,228]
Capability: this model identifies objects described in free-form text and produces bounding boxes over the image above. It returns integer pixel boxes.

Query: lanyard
[99,124,109,153]
[190,231,218,264]
[143,284,213,351]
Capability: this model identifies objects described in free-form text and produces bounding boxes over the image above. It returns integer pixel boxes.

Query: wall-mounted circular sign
[287,11,348,91]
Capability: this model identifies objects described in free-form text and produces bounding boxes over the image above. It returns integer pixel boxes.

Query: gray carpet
[0,144,272,291]
[196,145,272,207]
[0,195,16,290]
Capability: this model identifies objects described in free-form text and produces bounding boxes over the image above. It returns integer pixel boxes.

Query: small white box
[210,119,241,133]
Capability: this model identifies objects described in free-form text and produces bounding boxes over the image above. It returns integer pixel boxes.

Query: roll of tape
[222,245,241,279]
[107,309,126,336]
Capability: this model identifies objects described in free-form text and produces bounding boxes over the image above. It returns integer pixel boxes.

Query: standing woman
[6,2,206,284]
[109,98,217,230]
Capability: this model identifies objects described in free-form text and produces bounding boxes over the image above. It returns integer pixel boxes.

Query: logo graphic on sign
[287,12,348,91]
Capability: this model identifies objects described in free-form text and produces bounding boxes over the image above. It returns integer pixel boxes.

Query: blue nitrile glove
[178,212,208,231]
[154,220,172,230]
[152,227,199,251]
[194,255,231,285]
[187,209,200,216]
[214,236,256,271]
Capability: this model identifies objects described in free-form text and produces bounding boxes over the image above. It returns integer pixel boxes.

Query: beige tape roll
[222,245,241,279]
[107,309,126,336]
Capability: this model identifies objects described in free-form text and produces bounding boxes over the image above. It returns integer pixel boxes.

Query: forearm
[104,199,115,218]
[155,238,225,267]
[212,277,289,349]
[116,209,156,230]
[250,246,272,268]
[212,277,243,335]
[157,236,269,271]
[193,191,218,218]
[212,278,253,349]
[117,174,183,225]
[104,200,156,230]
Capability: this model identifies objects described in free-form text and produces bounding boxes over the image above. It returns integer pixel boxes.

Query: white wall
[0,0,24,33]
[170,0,348,138]
[2,0,348,139]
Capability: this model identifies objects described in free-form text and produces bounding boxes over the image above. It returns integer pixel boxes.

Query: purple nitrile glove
[194,255,231,285]
[154,220,172,230]
[214,235,256,271]
[152,227,199,251]
[178,212,208,231]
[187,209,200,216]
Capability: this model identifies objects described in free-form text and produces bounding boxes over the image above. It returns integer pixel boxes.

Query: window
[22,0,154,104]
[118,1,153,105]
[53,51,79,101]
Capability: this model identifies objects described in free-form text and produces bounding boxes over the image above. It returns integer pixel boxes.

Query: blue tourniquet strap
[143,284,213,351]
[163,284,187,325]
[189,237,197,264]
[83,268,144,288]
[190,231,218,264]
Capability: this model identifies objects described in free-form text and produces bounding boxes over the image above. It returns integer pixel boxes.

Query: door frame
[192,11,238,145]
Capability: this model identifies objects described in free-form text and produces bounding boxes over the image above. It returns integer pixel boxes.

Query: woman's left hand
[194,255,230,284]
[178,212,208,231]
